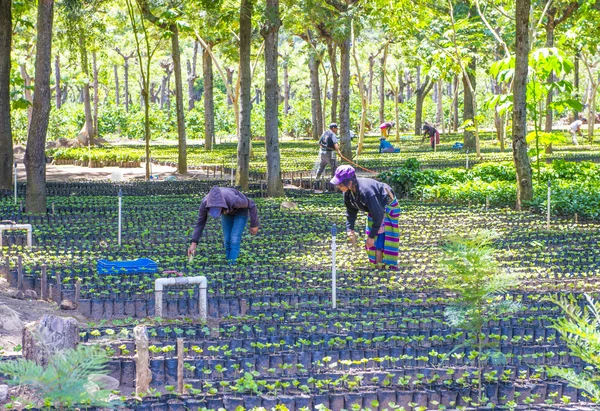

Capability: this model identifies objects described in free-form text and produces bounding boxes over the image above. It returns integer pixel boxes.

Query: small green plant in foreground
[544,293,600,403]
[0,344,115,410]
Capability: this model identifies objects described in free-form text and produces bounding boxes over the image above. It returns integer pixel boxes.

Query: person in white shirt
[569,118,586,146]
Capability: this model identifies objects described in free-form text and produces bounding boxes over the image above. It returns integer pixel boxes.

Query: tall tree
[115,48,134,111]
[61,0,100,146]
[513,0,533,209]
[237,0,253,189]
[261,0,284,197]
[324,0,360,161]
[125,0,162,180]
[414,74,434,135]
[0,0,13,190]
[307,45,324,140]
[543,2,579,132]
[25,0,54,213]
[139,0,187,174]
[202,42,215,150]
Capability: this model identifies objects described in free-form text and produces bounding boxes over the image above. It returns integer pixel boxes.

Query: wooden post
[74,279,81,308]
[41,264,48,301]
[134,325,151,396]
[54,272,62,303]
[3,257,9,282]
[177,338,184,394]
[17,255,23,291]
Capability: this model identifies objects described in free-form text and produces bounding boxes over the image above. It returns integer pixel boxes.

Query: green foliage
[439,230,520,401]
[378,158,437,198]
[544,293,600,403]
[440,230,520,330]
[0,344,115,409]
[413,160,600,219]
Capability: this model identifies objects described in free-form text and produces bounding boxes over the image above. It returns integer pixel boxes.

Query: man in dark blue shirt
[316,123,340,179]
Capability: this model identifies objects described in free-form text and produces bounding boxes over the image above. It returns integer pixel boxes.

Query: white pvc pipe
[230,157,234,186]
[331,224,337,309]
[465,151,469,170]
[155,276,208,321]
[14,162,17,205]
[547,180,551,229]
[118,189,122,246]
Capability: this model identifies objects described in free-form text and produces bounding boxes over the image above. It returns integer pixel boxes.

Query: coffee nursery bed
[1,180,599,411]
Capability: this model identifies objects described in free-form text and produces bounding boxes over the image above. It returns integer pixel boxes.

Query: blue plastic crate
[452,142,464,150]
[97,258,158,274]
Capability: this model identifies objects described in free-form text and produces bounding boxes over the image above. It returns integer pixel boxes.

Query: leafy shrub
[0,344,115,409]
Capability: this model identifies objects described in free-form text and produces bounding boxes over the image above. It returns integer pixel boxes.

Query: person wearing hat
[331,165,401,268]
[188,186,259,264]
[316,123,340,179]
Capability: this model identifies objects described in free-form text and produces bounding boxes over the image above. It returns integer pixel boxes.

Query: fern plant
[544,293,600,403]
[0,344,115,410]
[439,230,521,404]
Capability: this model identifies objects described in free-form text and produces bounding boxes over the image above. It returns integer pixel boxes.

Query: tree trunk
[414,76,433,135]
[338,35,352,160]
[327,41,338,124]
[54,54,61,109]
[114,64,120,106]
[25,0,54,214]
[0,0,13,190]
[309,51,323,140]
[79,32,94,146]
[170,24,187,174]
[20,64,33,129]
[378,45,387,124]
[513,0,533,209]
[283,60,290,115]
[574,52,580,120]
[437,79,444,136]
[187,40,198,111]
[544,11,556,132]
[202,46,214,150]
[236,0,252,190]
[262,0,283,197]
[226,67,234,105]
[92,50,99,137]
[462,61,476,150]
[124,59,130,112]
[452,75,459,132]
[368,54,374,105]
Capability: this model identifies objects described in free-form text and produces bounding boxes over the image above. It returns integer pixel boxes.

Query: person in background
[316,123,340,179]
[422,122,440,150]
[379,136,400,153]
[188,186,259,264]
[569,117,586,146]
[379,121,395,138]
[331,165,401,269]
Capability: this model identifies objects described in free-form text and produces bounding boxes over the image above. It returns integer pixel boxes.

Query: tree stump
[22,314,79,366]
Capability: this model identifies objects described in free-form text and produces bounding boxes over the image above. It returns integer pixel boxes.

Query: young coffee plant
[0,344,115,410]
[544,293,600,403]
[439,229,521,402]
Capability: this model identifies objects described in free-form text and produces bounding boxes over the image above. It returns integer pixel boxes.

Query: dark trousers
[316,150,337,178]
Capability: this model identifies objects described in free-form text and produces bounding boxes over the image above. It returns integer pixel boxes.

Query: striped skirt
[365,198,401,267]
